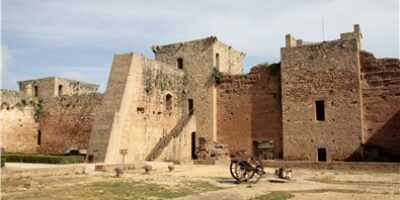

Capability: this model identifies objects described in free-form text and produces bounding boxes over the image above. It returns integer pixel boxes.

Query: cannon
[229,152,265,184]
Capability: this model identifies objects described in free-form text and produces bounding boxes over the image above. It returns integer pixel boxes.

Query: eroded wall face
[217,67,282,157]
[117,55,191,163]
[19,78,55,99]
[37,94,102,153]
[1,90,38,153]
[360,51,400,160]
[281,38,363,161]
[154,39,215,141]
[214,41,244,75]
[88,53,193,163]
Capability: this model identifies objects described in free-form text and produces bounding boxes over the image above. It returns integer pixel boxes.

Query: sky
[1,0,399,92]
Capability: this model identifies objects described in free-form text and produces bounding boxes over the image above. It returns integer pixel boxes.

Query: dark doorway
[37,130,42,145]
[315,100,325,121]
[317,148,327,162]
[188,99,194,115]
[191,132,196,159]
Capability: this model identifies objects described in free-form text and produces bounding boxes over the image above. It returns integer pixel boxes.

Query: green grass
[253,192,294,200]
[2,175,222,200]
[1,153,84,164]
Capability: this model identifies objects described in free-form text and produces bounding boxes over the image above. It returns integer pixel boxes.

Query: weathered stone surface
[281,25,363,161]
[1,90,38,153]
[37,93,102,153]
[217,66,282,158]
[360,51,400,160]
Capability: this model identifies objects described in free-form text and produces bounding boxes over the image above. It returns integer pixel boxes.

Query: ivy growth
[212,67,224,84]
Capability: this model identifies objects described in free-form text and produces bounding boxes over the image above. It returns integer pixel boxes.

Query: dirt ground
[1,162,399,200]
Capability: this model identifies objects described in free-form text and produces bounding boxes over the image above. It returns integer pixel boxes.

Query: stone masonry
[2,24,399,163]
[217,65,282,159]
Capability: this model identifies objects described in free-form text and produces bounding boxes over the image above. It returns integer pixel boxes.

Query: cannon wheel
[230,160,240,181]
[248,157,265,184]
[235,160,254,183]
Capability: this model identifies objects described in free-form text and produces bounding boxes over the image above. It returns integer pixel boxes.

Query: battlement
[285,24,362,49]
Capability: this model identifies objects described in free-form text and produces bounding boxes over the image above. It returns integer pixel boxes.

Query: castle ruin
[1,24,399,163]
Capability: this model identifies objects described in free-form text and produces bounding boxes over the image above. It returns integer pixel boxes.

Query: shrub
[1,154,84,164]
[212,67,224,84]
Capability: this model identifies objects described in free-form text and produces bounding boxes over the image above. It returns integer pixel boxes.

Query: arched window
[165,94,172,111]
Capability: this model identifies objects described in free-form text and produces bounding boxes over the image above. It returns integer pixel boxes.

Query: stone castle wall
[88,53,194,163]
[37,93,102,153]
[360,51,400,160]
[18,77,99,99]
[1,90,39,153]
[281,29,363,161]
[153,37,244,142]
[217,66,282,158]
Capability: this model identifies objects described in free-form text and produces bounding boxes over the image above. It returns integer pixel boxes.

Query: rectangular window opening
[34,86,39,97]
[37,130,42,145]
[177,58,183,69]
[315,100,325,121]
[58,85,63,96]
[188,99,194,115]
[215,53,220,68]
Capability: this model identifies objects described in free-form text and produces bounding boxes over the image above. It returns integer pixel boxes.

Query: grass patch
[253,192,294,200]
[2,177,222,200]
[1,153,84,164]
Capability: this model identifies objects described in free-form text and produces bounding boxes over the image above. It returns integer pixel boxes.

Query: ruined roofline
[284,24,362,48]
[151,36,246,55]
[113,52,185,75]
[17,76,100,87]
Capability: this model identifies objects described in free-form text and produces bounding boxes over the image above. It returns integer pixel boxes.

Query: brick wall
[360,51,400,161]
[217,66,282,158]
[37,93,102,153]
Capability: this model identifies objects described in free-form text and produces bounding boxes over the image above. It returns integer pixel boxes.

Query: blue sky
[2,0,399,92]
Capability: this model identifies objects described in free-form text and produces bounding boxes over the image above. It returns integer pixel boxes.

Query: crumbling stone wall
[281,26,363,161]
[88,53,194,163]
[37,93,102,153]
[153,37,244,142]
[18,77,99,99]
[1,90,39,153]
[217,66,282,158]
[360,51,400,161]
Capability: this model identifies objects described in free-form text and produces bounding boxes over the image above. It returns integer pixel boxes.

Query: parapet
[285,24,362,49]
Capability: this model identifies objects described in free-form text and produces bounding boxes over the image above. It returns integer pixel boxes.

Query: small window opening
[34,86,39,97]
[177,58,183,69]
[37,130,42,145]
[317,148,327,162]
[166,94,172,111]
[215,53,220,68]
[58,85,63,96]
[188,99,194,115]
[315,100,325,121]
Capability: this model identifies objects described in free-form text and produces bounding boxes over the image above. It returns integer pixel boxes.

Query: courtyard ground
[1,162,399,200]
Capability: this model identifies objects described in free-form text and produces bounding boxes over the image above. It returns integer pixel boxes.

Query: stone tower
[281,25,364,161]
[152,36,245,142]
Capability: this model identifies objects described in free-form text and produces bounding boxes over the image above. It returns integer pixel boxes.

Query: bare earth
[1,162,399,200]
